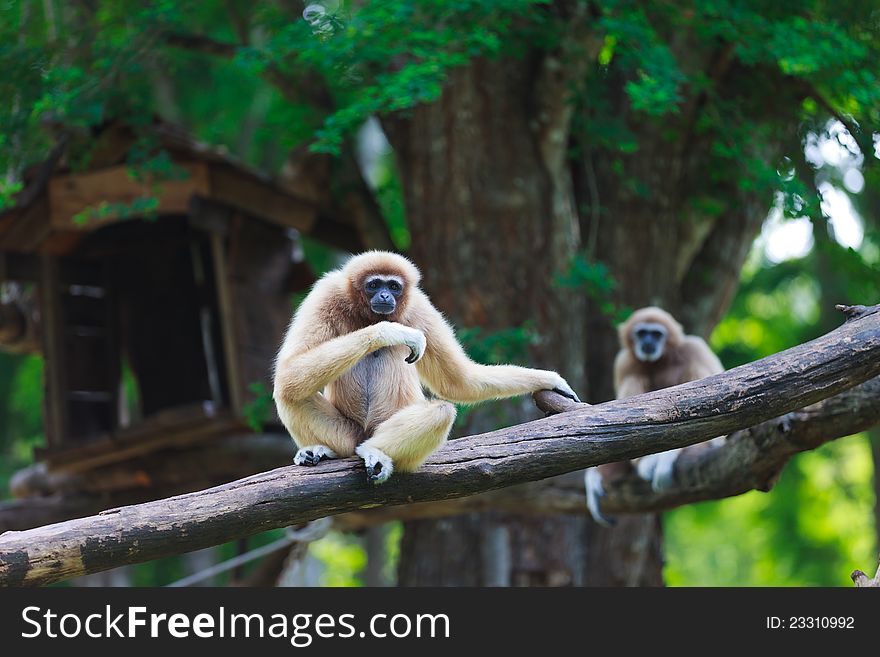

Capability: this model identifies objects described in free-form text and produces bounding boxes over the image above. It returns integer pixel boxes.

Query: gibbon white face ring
[632,321,668,362]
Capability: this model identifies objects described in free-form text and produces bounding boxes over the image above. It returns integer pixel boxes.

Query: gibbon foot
[552,385,581,403]
[584,468,616,527]
[293,445,338,467]
[355,444,394,484]
[636,450,679,492]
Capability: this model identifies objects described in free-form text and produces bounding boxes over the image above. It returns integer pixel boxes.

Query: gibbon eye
[367,280,379,290]
[388,281,401,292]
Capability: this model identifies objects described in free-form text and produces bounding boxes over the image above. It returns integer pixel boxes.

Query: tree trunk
[384,41,786,584]
[386,54,600,586]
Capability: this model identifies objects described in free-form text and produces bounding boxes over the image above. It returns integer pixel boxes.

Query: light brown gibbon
[585,306,724,525]
[273,251,580,484]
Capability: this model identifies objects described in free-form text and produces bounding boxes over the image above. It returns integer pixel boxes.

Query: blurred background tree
[1,0,878,585]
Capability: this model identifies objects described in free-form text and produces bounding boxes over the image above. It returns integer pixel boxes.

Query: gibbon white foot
[636,449,680,492]
[355,444,394,484]
[294,445,339,466]
[585,468,615,527]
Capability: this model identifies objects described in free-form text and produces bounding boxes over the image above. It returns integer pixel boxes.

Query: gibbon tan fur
[586,306,724,524]
[274,251,580,484]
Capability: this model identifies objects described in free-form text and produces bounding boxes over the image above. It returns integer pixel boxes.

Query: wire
[165,517,332,587]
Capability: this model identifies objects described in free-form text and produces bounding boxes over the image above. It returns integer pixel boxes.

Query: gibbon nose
[377,292,393,303]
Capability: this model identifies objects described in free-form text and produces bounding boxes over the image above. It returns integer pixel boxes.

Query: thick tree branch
[335,375,880,528]
[598,375,880,514]
[1,304,879,587]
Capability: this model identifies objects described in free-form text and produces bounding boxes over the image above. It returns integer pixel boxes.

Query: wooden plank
[207,163,318,233]
[0,253,39,281]
[0,195,52,252]
[225,218,297,423]
[40,231,85,255]
[47,162,209,231]
[46,413,245,475]
[38,255,67,448]
[1,433,294,533]
[101,260,121,442]
[188,197,231,235]
[34,402,230,468]
[210,229,243,415]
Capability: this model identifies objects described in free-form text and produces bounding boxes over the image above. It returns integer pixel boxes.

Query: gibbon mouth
[371,304,396,315]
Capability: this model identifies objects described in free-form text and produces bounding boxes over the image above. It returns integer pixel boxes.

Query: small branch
[163,31,333,110]
[532,389,582,415]
[165,32,238,58]
[796,79,875,161]
[851,560,880,587]
[2,304,880,587]
[836,304,870,321]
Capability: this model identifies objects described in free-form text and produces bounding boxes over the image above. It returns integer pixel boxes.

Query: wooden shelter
[0,121,367,530]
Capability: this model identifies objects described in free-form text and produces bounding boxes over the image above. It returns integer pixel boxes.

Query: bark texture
[385,48,596,585]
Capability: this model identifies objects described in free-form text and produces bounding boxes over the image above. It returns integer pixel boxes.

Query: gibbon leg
[356,400,457,484]
[278,393,365,466]
[635,449,681,491]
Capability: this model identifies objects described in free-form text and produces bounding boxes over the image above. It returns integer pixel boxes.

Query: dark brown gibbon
[273,251,580,484]
[586,306,724,525]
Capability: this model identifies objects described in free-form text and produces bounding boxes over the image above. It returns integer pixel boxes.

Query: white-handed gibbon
[586,306,724,525]
[273,251,580,484]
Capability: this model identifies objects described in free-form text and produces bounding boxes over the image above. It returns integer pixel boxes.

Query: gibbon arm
[274,326,386,403]
[680,337,724,380]
[613,350,649,399]
[274,321,425,404]
[413,293,575,404]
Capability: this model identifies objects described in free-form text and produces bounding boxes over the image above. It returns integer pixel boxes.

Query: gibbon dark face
[632,322,668,362]
[364,275,404,315]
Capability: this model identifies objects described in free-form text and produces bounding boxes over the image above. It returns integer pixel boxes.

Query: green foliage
[310,531,367,586]
[372,153,410,250]
[0,180,23,209]
[595,3,686,116]
[295,0,550,153]
[575,0,880,226]
[673,186,880,585]
[457,324,536,366]
[0,355,44,499]
[126,145,192,183]
[554,253,630,322]
[301,235,346,277]
[242,381,274,433]
[454,323,541,430]
[666,435,875,586]
[73,195,160,225]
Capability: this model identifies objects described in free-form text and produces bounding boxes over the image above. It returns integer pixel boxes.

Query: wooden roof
[0,121,365,254]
